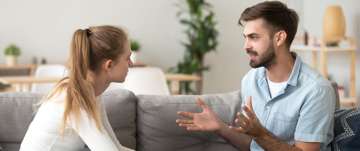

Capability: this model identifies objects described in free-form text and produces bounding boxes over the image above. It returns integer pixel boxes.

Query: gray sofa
[0,82,340,151]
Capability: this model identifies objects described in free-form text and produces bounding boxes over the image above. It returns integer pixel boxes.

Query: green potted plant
[171,0,218,94]
[130,39,141,63]
[4,44,21,66]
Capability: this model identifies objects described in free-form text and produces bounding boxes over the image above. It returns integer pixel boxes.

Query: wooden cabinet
[0,64,39,76]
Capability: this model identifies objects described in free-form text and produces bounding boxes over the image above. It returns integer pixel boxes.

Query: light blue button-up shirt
[241,52,335,151]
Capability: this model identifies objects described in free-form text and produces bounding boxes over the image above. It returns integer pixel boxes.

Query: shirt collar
[287,52,301,86]
[257,52,302,86]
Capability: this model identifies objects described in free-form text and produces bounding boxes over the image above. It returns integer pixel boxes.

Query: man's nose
[244,39,252,51]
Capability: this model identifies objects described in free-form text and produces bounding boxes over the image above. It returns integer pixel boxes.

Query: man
[176,1,335,151]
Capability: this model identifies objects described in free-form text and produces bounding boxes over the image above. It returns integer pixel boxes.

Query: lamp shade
[323,6,346,45]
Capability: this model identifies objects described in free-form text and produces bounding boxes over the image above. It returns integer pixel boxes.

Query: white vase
[130,51,138,63]
[6,56,18,66]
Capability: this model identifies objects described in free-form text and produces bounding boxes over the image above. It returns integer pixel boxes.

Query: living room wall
[0,0,259,94]
[0,0,358,105]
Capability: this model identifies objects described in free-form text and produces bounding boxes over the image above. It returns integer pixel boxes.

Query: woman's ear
[275,30,287,47]
[104,60,113,72]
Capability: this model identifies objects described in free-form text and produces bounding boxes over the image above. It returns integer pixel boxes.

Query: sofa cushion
[0,92,43,151]
[0,89,136,151]
[331,107,360,151]
[329,81,340,108]
[102,89,137,150]
[136,90,242,151]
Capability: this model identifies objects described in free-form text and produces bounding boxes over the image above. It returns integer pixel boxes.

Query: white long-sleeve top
[20,91,134,151]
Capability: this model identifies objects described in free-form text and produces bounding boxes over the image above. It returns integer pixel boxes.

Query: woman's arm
[68,106,119,151]
[67,95,133,151]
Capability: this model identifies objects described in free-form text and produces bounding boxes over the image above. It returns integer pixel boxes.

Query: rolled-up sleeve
[294,85,335,142]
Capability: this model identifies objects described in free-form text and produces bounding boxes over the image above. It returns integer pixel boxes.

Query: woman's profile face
[108,39,133,83]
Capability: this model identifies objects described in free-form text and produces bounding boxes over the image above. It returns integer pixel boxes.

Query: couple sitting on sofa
[20,1,335,151]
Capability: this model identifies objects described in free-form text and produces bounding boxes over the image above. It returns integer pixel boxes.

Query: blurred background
[0,0,359,107]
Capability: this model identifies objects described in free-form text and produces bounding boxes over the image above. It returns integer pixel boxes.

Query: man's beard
[247,42,276,68]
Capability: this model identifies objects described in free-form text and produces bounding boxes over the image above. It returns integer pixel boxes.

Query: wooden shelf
[0,64,38,69]
[340,97,356,108]
[291,37,356,108]
[291,45,355,52]
[0,74,202,95]
[131,62,149,67]
[340,97,356,102]
[0,64,63,76]
[164,74,201,81]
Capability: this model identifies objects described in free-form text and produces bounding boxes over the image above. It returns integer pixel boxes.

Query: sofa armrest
[329,81,340,108]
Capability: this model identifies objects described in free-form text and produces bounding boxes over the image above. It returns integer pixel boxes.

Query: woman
[20,25,134,151]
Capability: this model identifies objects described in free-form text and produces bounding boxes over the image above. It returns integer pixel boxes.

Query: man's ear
[275,30,287,47]
[104,60,113,72]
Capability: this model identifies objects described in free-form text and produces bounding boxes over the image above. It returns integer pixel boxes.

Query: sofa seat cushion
[136,90,242,151]
[331,107,360,151]
[0,92,43,151]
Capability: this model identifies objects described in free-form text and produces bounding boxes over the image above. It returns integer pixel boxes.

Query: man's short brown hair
[239,1,299,49]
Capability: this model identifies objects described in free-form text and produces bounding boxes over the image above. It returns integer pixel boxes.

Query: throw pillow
[331,107,360,151]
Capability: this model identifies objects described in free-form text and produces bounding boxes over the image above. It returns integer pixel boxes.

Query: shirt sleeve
[241,90,247,115]
[67,97,134,151]
[240,72,251,117]
[294,85,335,142]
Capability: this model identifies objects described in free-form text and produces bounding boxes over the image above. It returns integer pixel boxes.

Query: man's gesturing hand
[176,97,221,132]
[229,96,264,138]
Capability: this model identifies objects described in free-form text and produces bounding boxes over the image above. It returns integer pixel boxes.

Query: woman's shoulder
[44,87,68,104]
[37,89,68,116]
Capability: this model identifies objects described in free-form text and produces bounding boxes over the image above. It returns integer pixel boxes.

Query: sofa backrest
[0,92,43,151]
[135,81,340,151]
[330,81,340,108]
[0,81,340,151]
[136,90,243,151]
[100,89,137,149]
[0,89,137,151]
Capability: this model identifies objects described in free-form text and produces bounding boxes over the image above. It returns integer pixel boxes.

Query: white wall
[0,0,257,94]
[202,0,255,94]
[0,0,359,105]
[0,0,186,66]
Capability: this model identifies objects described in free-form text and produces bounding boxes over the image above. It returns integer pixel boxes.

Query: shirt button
[266,106,270,109]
